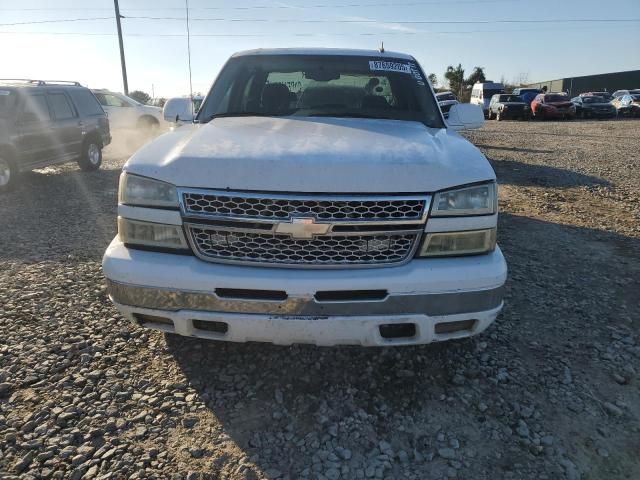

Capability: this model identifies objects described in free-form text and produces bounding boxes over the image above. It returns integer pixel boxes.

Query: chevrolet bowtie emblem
[274,217,330,239]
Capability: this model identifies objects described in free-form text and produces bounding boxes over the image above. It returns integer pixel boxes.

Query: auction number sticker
[369,60,411,74]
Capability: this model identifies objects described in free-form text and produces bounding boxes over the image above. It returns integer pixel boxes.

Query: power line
[5,16,638,27]
[0,17,112,27]
[2,24,637,37]
[124,16,640,24]
[0,0,524,12]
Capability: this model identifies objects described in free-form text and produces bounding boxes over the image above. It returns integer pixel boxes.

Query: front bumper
[103,238,507,346]
[499,110,529,119]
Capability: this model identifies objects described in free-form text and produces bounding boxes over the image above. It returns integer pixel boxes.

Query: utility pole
[185,0,194,117]
[113,0,129,95]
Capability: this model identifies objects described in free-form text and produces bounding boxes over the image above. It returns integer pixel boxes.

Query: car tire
[137,116,159,134]
[78,139,103,172]
[0,154,18,193]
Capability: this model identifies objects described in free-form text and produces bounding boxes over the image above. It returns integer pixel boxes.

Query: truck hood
[124,116,495,193]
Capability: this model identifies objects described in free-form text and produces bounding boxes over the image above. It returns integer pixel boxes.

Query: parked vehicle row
[481,88,639,121]
[0,79,110,192]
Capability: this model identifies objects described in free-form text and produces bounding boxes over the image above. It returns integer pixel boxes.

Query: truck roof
[231,48,414,60]
[473,82,504,88]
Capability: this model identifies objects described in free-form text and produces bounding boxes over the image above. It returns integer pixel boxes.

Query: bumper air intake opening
[379,323,416,340]
[134,314,175,331]
[193,320,229,334]
[215,288,287,302]
[315,290,388,302]
[435,319,477,335]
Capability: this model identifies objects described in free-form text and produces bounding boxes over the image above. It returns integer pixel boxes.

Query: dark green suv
[0,80,111,192]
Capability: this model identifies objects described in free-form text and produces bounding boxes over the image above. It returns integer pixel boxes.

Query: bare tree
[129,90,151,104]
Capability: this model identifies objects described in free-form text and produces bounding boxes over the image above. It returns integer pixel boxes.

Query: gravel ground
[0,119,638,480]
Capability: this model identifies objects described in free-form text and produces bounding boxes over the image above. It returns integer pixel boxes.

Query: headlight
[418,229,496,257]
[118,217,188,250]
[431,183,496,216]
[119,173,178,208]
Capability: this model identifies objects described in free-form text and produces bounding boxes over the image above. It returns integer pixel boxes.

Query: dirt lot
[1,119,638,480]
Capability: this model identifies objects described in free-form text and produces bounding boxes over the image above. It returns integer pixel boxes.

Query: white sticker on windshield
[0,90,10,96]
[368,60,411,74]
[408,63,425,85]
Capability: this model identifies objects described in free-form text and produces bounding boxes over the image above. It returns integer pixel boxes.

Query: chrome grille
[182,192,426,222]
[188,226,418,266]
[180,189,430,268]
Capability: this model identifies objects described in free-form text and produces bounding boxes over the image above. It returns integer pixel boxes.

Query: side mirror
[163,107,194,123]
[446,104,484,130]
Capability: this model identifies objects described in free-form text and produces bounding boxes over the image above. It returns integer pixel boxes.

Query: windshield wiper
[201,111,274,122]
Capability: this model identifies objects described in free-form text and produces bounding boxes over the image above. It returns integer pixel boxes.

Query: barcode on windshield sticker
[368,61,411,74]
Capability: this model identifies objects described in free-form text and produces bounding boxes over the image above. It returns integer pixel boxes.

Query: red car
[531,93,576,120]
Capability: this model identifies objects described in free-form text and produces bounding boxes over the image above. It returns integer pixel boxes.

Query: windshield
[631,95,640,101]
[0,90,17,118]
[583,96,606,104]
[545,94,568,103]
[123,95,141,106]
[198,54,444,127]
[437,92,456,102]
[482,88,503,99]
[498,95,521,102]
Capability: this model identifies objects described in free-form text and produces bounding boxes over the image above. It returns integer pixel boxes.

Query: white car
[103,48,507,347]
[163,95,204,126]
[92,89,163,131]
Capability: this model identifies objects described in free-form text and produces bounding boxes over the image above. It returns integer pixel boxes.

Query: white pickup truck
[102,48,507,347]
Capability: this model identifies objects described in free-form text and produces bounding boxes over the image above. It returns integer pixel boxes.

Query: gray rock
[0,383,12,397]
[325,467,340,480]
[516,420,530,438]
[438,448,456,460]
[189,448,204,459]
[559,458,580,480]
[14,451,33,473]
[603,402,623,416]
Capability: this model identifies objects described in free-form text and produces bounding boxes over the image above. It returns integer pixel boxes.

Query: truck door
[46,91,83,161]
[15,93,55,168]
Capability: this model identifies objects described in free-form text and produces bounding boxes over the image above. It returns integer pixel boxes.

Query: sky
[1,0,639,98]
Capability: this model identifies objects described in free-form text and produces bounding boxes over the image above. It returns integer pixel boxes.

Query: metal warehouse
[528,69,640,96]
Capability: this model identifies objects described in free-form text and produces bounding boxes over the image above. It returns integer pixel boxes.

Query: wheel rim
[0,158,10,187]
[87,144,100,165]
